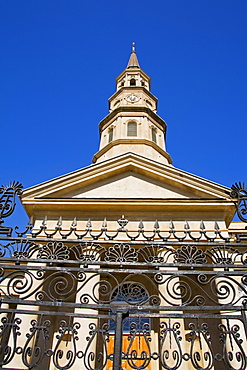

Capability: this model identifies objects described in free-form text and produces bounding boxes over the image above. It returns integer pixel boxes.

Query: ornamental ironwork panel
[231,182,247,223]
[1,228,247,370]
[1,182,247,369]
[0,181,23,236]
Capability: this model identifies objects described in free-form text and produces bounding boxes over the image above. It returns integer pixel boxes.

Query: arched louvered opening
[151,127,157,143]
[127,121,137,137]
[108,128,113,143]
[130,78,136,86]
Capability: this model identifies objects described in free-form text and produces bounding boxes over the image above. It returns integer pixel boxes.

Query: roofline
[21,152,232,199]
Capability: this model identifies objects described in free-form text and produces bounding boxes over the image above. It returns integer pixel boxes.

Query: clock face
[126,94,139,103]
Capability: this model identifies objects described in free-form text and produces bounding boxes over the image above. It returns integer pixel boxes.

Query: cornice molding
[92,138,173,164]
[21,152,232,202]
[116,67,150,83]
[99,106,166,131]
[108,86,158,103]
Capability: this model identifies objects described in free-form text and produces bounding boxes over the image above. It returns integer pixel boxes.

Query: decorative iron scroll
[1,312,247,370]
[2,240,247,268]
[0,315,112,370]
[0,181,23,235]
[1,264,247,308]
[231,182,247,223]
[1,234,247,370]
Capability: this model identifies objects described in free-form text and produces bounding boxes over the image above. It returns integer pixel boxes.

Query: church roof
[21,152,232,199]
[20,152,236,225]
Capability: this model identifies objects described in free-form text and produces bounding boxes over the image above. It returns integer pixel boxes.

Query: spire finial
[127,43,140,68]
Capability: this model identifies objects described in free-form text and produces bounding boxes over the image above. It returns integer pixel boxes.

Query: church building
[0,44,247,370]
[21,44,236,230]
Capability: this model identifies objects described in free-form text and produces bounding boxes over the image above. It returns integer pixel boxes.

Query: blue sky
[0,1,246,228]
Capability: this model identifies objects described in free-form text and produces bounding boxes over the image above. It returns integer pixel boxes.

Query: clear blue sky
[1,1,246,227]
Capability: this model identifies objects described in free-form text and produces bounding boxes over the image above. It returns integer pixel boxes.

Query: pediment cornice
[21,153,231,200]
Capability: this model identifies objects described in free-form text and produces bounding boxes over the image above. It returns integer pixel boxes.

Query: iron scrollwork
[125,321,152,370]
[0,315,22,366]
[231,182,247,223]
[187,322,214,370]
[174,245,207,264]
[0,181,23,235]
[53,320,80,370]
[83,322,110,370]
[22,318,50,369]
[1,212,247,369]
[219,321,247,370]
[37,241,70,260]
[159,320,182,370]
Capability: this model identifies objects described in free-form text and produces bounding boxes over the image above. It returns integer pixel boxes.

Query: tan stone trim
[116,68,150,84]
[100,112,166,133]
[92,138,172,164]
[23,198,234,205]
[108,86,157,103]
[99,106,166,131]
[22,198,236,226]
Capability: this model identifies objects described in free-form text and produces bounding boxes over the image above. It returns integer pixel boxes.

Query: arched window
[110,283,150,333]
[108,128,113,143]
[151,127,157,143]
[130,78,136,86]
[127,121,137,137]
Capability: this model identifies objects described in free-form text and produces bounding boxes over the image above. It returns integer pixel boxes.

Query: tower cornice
[98,106,167,132]
[116,67,150,84]
[108,86,158,104]
[92,138,172,164]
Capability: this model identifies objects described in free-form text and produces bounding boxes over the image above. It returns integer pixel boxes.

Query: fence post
[112,308,128,370]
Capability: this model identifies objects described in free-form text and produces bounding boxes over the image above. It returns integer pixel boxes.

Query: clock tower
[92,43,172,165]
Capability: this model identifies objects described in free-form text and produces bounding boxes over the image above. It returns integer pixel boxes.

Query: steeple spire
[127,42,140,68]
[92,45,172,166]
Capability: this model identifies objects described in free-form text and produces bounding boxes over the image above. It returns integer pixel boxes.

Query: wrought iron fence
[0,182,247,369]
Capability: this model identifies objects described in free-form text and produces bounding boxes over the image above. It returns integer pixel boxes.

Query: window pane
[109,283,150,334]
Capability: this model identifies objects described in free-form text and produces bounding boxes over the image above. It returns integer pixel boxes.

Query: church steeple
[116,43,150,91]
[92,45,172,166]
[127,42,140,68]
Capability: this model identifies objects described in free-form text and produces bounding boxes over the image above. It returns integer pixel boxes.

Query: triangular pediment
[21,153,231,201]
[70,171,196,199]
